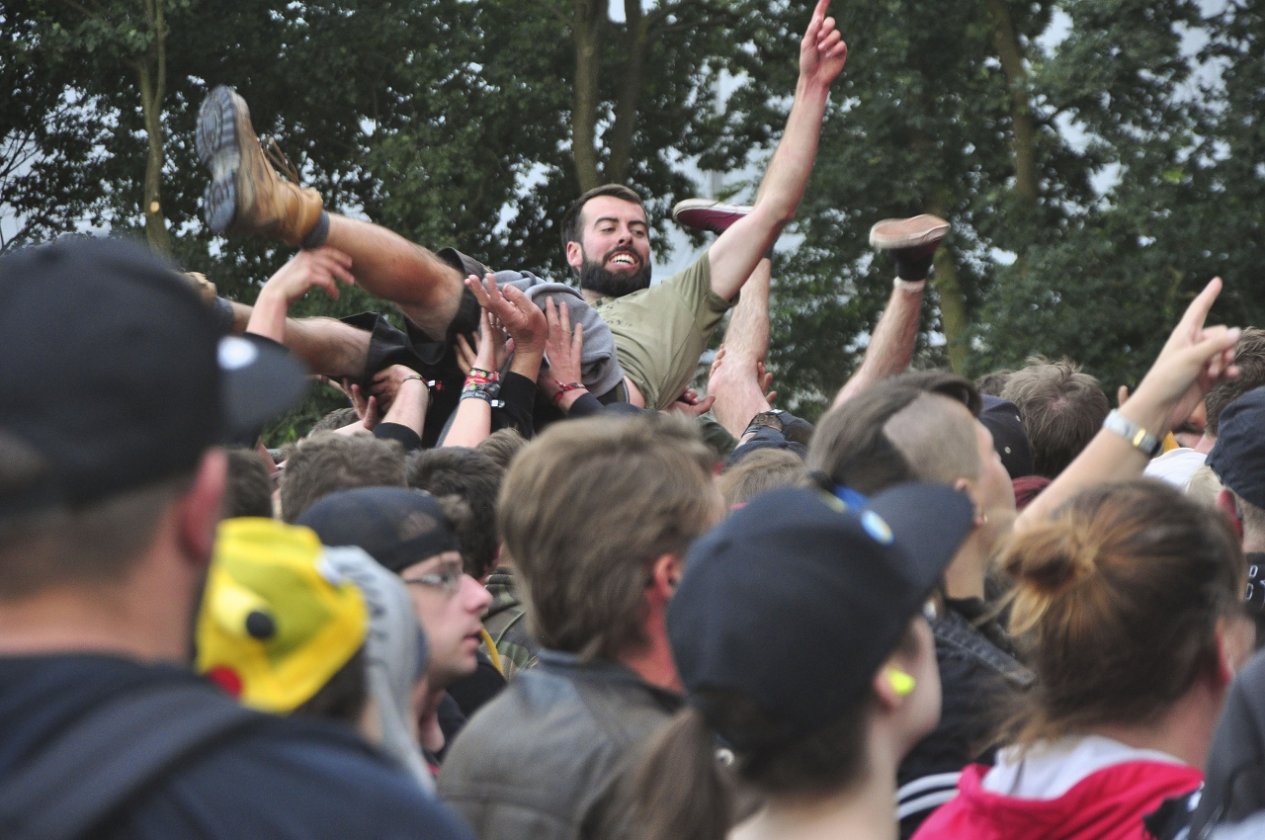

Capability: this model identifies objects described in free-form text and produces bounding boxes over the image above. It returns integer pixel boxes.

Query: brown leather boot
[196,86,323,247]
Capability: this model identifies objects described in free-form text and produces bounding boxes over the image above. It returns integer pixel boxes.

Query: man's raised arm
[707,0,847,301]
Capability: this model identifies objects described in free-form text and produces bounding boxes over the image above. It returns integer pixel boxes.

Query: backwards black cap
[0,236,308,515]
[669,483,973,752]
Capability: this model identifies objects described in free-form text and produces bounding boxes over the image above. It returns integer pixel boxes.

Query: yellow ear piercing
[887,668,916,697]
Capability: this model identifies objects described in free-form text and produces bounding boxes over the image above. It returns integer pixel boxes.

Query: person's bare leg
[830,215,949,408]
[324,215,464,339]
[709,258,773,437]
[196,87,464,340]
[227,300,370,378]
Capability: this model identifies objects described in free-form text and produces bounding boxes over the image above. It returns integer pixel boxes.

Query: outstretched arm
[706,0,847,301]
[1016,277,1241,529]
[246,246,355,343]
[443,307,503,449]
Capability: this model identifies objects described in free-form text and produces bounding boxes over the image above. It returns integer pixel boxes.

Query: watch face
[750,411,784,432]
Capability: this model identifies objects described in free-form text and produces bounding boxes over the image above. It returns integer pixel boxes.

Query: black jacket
[1188,649,1265,836]
[897,600,1033,838]
[0,653,471,839]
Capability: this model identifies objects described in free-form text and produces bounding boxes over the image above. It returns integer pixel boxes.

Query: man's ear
[175,449,227,567]
[648,553,684,600]
[952,476,984,526]
[565,240,584,272]
[1216,488,1245,542]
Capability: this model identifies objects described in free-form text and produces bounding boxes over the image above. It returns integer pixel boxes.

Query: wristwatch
[1102,409,1161,457]
[746,409,790,434]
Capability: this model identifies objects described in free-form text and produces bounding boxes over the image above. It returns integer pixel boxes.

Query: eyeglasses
[402,560,464,596]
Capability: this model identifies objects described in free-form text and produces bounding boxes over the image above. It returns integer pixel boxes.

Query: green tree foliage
[3,0,1261,425]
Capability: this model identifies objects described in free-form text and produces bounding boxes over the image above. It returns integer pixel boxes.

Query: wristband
[460,390,504,408]
[463,380,500,396]
[894,277,927,293]
[552,382,586,404]
[401,375,438,390]
[1102,409,1161,457]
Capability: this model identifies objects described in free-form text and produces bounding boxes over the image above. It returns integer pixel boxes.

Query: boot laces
[261,136,302,185]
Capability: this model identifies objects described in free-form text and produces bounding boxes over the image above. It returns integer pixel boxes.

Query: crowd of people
[5,1,1265,838]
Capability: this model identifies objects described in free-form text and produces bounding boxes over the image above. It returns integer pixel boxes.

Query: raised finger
[1177,277,1224,336]
[465,273,493,309]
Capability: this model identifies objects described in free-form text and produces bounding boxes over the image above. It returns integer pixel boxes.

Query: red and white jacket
[912,735,1203,840]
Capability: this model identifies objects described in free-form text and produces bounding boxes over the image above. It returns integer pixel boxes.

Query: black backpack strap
[0,680,263,840]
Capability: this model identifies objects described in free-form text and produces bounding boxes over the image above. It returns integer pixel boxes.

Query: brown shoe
[196,86,323,247]
[869,214,950,281]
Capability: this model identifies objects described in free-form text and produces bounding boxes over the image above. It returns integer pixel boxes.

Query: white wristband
[894,277,926,293]
[1102,409,1161,457]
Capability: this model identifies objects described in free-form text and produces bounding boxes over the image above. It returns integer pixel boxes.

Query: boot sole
[196,86,251,235]
[869,214,950,250]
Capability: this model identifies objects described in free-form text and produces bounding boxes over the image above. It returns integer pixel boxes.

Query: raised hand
[663,387,717,420]
[544,297,585,386]
[263,246,355,304]
[370,364,429,412]
[247,246,356,343]
[1133,277,1240,428]
[800,0,848,90]
[465,274,547,358]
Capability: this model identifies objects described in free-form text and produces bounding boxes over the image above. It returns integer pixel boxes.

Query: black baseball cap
[668,483,973,752]
[296,486,462,574]
[980,395,1033,480]
[0,236,308,516]
[1208,385,1265,510]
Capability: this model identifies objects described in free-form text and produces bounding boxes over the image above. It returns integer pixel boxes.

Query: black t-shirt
[0,653,473,839]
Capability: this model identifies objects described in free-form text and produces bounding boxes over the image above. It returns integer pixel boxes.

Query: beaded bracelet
[466,367,500,385]
[463,380,500,396]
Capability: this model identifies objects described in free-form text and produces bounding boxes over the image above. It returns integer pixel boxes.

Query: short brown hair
[498,414,717,660]
[476,427,527,470]
[408,447,504,579]
[1206,327,1265,437]
[560,184,647,252]
[1000,479,1242,746]
[1001,357,1109,479]
[718,448,807,508]
[279,433,405,522]
[224,447,273,519]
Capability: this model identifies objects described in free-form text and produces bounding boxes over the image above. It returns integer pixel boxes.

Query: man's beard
[578,248,652,297]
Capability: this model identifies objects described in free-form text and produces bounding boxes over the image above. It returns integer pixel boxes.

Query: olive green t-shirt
[595,253,732,410]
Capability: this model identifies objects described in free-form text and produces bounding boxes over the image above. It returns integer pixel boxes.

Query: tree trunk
[137,0,170,254]
[604,0,647,183]
[984,0,1039,208]
[571,0,603,191]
